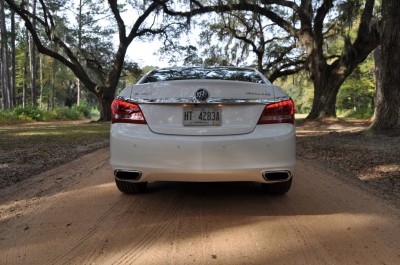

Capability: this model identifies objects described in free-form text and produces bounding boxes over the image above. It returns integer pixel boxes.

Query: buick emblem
[195,88,209,102]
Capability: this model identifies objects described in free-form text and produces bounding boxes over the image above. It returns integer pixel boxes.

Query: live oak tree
[159,0,380,119]
[71,0,115,106]
[199,10,306,83]
[5,0,186,121]
[159,10,306,83]
[369,0,400,134]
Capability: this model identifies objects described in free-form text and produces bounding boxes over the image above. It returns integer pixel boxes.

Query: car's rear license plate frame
[183,105,222,126]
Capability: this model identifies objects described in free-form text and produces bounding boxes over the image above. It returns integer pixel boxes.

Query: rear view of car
[110,66,296,194]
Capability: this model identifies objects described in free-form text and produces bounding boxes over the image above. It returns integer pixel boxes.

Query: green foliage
[12,107,50,121]
[335,0,363,33]
[0,104,93,125]
[337,107,374,119]
[72,102,92,119]
[183,46,204,66]
[277,54,375,117]
[142,65,155,74]
[336,54,375,115]
[275,71,314,114]
[118,61,144,89]
[50,104,92,121]
[52,108,81,120]
[0,110,31,124]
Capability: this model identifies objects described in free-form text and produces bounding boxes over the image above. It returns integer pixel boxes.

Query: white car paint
[110,123,296,182]
[109,66,296,194]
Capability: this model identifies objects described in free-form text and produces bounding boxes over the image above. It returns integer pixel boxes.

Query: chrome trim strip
[117,96,291,105]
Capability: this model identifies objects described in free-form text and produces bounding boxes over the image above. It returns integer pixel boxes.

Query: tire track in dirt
[49,197,132,265]
[46,183,188,265]
[110,184,187,265]
[0,164,103,265]
[0,149,111,265]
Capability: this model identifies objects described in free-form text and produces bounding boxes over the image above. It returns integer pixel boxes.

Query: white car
[110,66,296,194]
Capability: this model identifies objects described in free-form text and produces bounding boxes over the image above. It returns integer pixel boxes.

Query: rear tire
[115,179,148,194]
[261,178,292,195]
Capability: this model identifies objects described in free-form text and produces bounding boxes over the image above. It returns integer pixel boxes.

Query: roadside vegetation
[0,103,95,125]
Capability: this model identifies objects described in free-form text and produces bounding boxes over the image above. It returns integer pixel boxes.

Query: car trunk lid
[119,80,287,136]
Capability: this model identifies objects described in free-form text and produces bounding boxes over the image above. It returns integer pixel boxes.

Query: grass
[0,121,110,148]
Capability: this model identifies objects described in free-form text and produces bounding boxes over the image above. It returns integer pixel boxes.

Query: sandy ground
[0,147,399,265]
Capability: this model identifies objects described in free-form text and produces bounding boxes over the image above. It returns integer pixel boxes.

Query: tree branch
[4,0,96,91]
[156,1,298,37]
[314,0,333,45]
[108,0,126,43]
[128,1,165,42]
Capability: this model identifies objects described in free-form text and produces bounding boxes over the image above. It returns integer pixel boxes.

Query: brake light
[111,99,147,124]
[258,99,295,124]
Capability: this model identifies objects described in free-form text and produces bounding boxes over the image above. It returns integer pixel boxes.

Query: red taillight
[258,99,295,124]
[111,99,147,124]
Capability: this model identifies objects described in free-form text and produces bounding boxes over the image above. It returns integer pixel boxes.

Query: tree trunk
[51,57,56,109]
[369,0,400,135]
[371,47,382,121]
[307,72,343,119]
[0,0,10,109]
[96,86,114,122]
[29,0,37,107]
[23,58,28,109]
[23,29,29,109]
[39,54,43,108]
[306,53,346,119]
[10,9,16,107]
[77,0,83,106]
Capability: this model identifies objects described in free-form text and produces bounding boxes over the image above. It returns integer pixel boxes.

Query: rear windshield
[141,67,267,84]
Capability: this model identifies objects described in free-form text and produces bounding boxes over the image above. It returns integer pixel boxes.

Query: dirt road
[0,148,399,265]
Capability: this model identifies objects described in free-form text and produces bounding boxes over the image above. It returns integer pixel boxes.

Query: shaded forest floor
[0,121,110,189]
[0,119,399,207]
[296,118,400,206]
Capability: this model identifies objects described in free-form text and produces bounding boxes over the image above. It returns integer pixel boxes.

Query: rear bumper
[110,123,296,183]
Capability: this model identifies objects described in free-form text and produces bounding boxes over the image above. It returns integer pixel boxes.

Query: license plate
[183,105,222,126]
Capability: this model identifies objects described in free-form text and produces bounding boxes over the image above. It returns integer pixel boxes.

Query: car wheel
[115,179,148,194]
[261,178,292,195]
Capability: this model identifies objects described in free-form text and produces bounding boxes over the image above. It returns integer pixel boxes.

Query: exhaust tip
[114,170,142,182]
[262,171,292,182]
